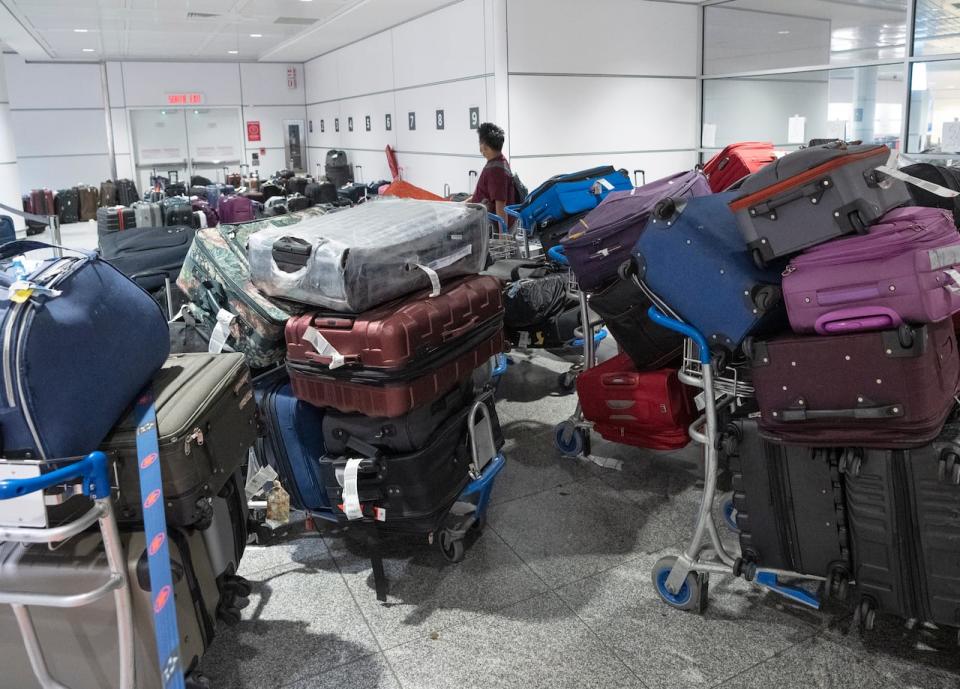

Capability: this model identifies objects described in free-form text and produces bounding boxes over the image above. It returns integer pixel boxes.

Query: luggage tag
[6,279,61,304]
[208,308,237,353]
[414,263,442,297]
[303,326,346,369]
[876,151,960,199]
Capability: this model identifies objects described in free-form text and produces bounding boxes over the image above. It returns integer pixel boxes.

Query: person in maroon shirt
[467,122,516,227]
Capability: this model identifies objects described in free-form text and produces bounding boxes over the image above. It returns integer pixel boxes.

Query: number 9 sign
[469,107,480,130]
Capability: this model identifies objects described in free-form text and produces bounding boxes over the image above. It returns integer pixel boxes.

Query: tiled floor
[197,347,960,689]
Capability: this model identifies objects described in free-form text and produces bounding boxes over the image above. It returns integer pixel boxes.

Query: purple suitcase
[563,170,711,291]
[218,195,255,224]
[191,198,219,228]
[783,207,960,335]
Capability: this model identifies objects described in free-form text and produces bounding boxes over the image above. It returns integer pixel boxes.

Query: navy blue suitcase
[632,191,786,351]
[512,166,632,230]
[0,240,169,459]
[0,215,15,244]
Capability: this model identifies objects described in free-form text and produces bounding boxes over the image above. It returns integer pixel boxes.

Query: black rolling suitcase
[305,180,336,205]
[55,187,80,224]
[902,162,960,227]
[96,205,136,236]
[325,150,352,188]
[338,182,368,205]
[162,198,194,227]
[115,178,139,206]
[99,225,196,292]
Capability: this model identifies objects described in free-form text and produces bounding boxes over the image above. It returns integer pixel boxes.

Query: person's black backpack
[487,160,529,204]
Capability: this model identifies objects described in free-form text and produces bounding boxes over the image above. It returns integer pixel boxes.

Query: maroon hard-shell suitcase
[749,319,960,447]
[286,275,503,371]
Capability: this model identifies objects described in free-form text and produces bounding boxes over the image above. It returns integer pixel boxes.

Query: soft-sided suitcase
[99,225,196,292]
[506,299,581,349]
[77,185,99,221]
[783,206,960,335]
[0,239,169,460]
[287,194,311,212]
[99,180,118,207]
[162,198,193,227]
[305,181,336,206]
[901,162,960,227]
[325,150,352,188]
[288,320,504,417]
[21,195,44,235]
[286,177,309,196]
[0,530,219,689]
[535,212,587,252]
[576,353,694,450]
[586,275,682,370]
[702,142,777,193]
[338,182,368,205]
[218,195,256,224]
[633,191,786,351]
[497,268,569,331]
[563,170,712,291]
[723,418,850,583]
[730,143,913,266]
[286,274,503,371]
[226,173,242,188]
[512,166,632,230]
[96,206,136,235]
[28,189,55,234]
[132,200,163,228]
[205,184,222,212]
[249,199,489,313]
[845,421,960,629]
[192,198,219,228]
[750,319,960,447]
[54,187,79,224]
[260,181,285,202]
[115,178,139,206]
[102,352,256,526]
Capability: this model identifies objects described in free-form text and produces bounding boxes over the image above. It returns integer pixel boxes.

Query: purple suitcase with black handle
[563,170,711,291]
[783,206,960,335]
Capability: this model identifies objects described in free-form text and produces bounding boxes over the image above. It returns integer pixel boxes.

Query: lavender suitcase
[749,319,960,448]
[218,195,256,224]
[563,170,711,291]
[783,207,960,335]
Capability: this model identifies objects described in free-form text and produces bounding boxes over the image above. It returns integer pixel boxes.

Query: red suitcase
[286,275,503,370]
[702,142,776,192]
[576,353,694,450]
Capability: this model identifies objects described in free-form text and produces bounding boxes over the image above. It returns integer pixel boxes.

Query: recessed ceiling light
[778,30,790,35]
[82,48,95,52]
[249,33,262,38]
[73,28,88,33]
[228,50,238,54]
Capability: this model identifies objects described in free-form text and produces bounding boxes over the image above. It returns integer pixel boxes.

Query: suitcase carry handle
[634,169,646,186]
[776,404,904,422]
[441,316,480,342]
[647,306,710,365]
[747,177,830,218]
[304,350,359,366]
[600,372,639,387]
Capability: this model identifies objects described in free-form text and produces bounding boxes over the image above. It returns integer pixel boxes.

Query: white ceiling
[0,0,453,62]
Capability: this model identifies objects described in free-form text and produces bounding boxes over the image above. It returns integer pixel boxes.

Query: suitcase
[318,391,503,531]
[102,352,256,526]
[285,177,309,196]
[99,225,196,292]
[749,319,960,447]
[845,421,960,628]
[226,173,242,188]
[132,200,163,228]
[723,418,851,581]
[563,170,712,291]
[166,182,187,197]
[499,269,569,330]
[586,275,683,370]
[218,195,256,224]
[115,178,139,206]
[205,184,222,212]
[177,222,303,369]
[325,150,352,188]
[633,191,786,351]
[21,195,45,235]
[55,186,78,225]
[0,239,169,460]
[162,198,193,227]
[901,162,960,227]
[288,320,505,417]
[338,182,368,205]
[28,189,55,232]
[730,143,913,267]
[263,197,288,217]
[702,142,777,193]
[260,181,285,202]
[576,353,694,450]
[0,215,15,244]
[191,174,213,187]
[783,206,960,335]
[191,198,219,228]
[99,180,118,207]
[286,274,502,373]
[506,299,581,349]
[189,185,208,200]
[249,199,489,313]
[96,206,136,235]
[305,180,336,206]
[512,166,632,230]
[77,185,99,221]
[536,212,588,252]
[287,193,311,212]
[200,468,249,591]
[0,529,219,689]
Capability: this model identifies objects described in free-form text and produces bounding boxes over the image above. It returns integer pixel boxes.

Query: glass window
[914,0,960,57]
[907,60,960,155]
[702,64,906,150]
[703,1,908,75]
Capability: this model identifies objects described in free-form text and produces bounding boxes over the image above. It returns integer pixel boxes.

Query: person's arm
[495,200,508,227]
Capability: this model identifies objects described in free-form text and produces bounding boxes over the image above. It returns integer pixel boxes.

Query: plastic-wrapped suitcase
[249,199,489,313]
[512,166,632,230]
[491,268,568,331]
[901,162,960,227]
[101,352,256,526]
[77,185,99,221]
[722,418,851,584]
[99,225,195,292]
[844,420,960,629]
[260,181,285,202]
[132,200,163,228]
[783,207,960,335]
[54,187,79,224]
[632,191,786,351]
[576,352,694,450]
[563,170,711,291]
[750,319,960,448]
[96,206,136,235]
[702,142,777,193]
[218,195,256,224]
[338,183,368,205]
[730,143,913,267]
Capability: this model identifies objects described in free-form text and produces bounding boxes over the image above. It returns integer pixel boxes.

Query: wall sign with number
[436,109,445,130]
[408,112,416,130]
[335,118,340,132]
[348,116,354,132]
[320,119,325,133]
[385,113,392,131]
[469,107,480,130]
[365,115,371,132]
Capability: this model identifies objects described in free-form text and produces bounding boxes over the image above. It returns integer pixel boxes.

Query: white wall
[0,57,24,230]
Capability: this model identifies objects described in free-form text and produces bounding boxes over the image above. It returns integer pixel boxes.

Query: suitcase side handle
[600,372,639,387]
[442,316,480,342]
[776,403,904,422]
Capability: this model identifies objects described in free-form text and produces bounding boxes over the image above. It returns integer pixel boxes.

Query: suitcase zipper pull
[184,427,205,455]
[781,265,797,277]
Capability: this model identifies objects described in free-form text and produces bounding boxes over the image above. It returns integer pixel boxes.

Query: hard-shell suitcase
[702,142,776,193]
[0,530,219,689]
[723,418,850,581]
[563,170,711,291]
[536,212,587,252]
[249,199,489,313]
[77,185,99,221]
[845,421,960,629]
[99,225,196,292]
[96,206,136,235]
[901,162,960,227]
[783,206,960,335]
[201,469,249,589]
[576,353,694,450]
[750,319,960,447]
[633,191,786,351]
[0,240,169,460]
[286,275,503,371]
[512,166,632,231]
[586,275,682,370]
[288,321,505,417]
[730,143,913,266]
[102,352,256,526]
[132,200,163,228]
[99,180,118,207]
[226,173,242,188]
[115,179,139,207]
[218,195,256,224]
[162,198,193,227]
[54,188,79,224]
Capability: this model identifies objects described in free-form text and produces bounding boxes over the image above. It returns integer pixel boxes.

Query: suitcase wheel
[720,494,739,534]
[558,370,577,393]
[854,598,877,633]
[838,449,863,478]
[651,556,707,612]
[438,529,465,564]
[751,248,767,270]
[554,421,589,458]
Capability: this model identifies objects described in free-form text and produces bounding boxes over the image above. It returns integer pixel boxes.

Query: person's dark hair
[478,122,505,152]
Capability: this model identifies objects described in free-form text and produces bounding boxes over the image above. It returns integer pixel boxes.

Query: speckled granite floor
[196,346,960,689]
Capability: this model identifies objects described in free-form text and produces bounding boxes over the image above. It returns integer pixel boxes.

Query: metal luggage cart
[644,307,826,613]
[0,451,136,689]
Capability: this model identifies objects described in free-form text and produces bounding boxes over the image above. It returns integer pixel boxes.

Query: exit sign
[166,92,204,106]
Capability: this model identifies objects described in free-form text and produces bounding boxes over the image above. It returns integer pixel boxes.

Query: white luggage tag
[341,458,364,521]
[208,308,237,353]
[875,151,960,199]
[303,326,346,369]
[415,263,442,297]
[6,279,61,304]
[944,268,960,294]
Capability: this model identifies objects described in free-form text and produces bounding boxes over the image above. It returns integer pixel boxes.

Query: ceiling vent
[187,12,219,19]
[274,17,318,26]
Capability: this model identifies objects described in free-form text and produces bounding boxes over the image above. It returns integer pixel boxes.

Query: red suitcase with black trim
[702,142,776,193]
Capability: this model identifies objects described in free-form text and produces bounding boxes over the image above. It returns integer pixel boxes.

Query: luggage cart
[0,451,136,689]
[644,307,826,613]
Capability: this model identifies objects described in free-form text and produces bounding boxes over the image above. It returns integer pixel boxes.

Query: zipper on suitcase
[891,452,923,620]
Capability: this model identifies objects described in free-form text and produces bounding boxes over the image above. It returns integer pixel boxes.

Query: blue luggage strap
[134,387,187,689]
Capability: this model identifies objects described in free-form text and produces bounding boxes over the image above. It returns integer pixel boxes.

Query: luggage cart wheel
[751,248,767,270]
[185,672,212,689]
[438,529,465,563]
[854,598,877,633]
[826,568,850,601]
[721,494,739,533]
[651,556,707,612]
[554,421,589,457]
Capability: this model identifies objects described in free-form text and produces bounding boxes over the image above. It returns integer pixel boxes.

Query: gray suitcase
[132,200,163,228]
[730,143,912,267]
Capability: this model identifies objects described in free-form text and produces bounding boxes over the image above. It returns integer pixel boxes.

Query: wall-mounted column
[0,58,24,231]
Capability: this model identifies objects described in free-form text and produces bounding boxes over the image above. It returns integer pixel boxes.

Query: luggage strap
[134,387,187,689]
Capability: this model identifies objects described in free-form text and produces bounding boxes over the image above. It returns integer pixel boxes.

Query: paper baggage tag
[303,326,346,369]
[876,151,960,199]
[945,268,960,293]
[427,244,472,272]
[415,263,442,297]
[342,458,364,520]
[208,308,237,354]
[597,178,615,191]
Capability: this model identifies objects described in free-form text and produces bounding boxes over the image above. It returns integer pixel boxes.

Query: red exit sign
[165,92,204,106]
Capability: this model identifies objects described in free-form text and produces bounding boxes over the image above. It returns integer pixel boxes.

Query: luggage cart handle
[488,212,508,235]
[547,244,569,266]
[647,307,710,365]
[0,451,111,501]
